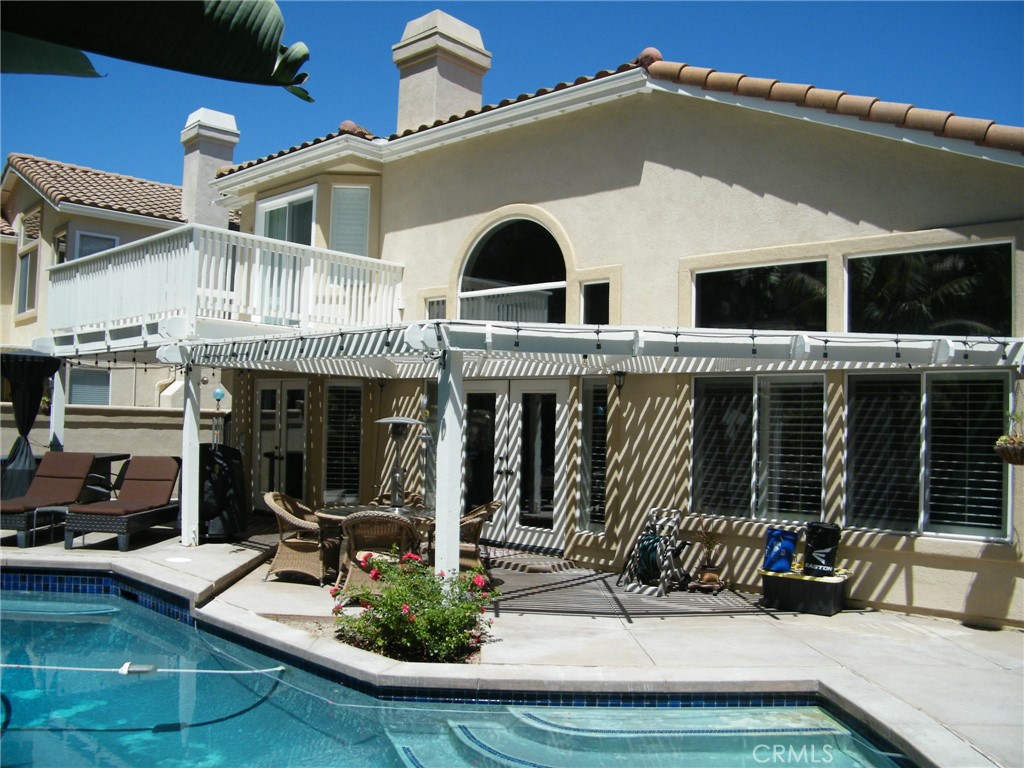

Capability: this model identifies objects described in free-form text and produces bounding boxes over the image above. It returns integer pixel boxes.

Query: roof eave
[647,78,1024,168]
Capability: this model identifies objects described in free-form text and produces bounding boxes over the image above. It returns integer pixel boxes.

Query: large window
[16,207,40,314]
[846,373,1008,537]
[848,243,1012,336]
[16,248,37,314]
[460,220,566,323]
[323,383,362,503]
[694,376,824,522]
[580,378,608,533]
[68,369,110,405]
[329,186,370,256]
[695,261,826,330]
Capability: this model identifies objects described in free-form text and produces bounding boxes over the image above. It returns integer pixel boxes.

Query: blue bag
[763,527,799,572]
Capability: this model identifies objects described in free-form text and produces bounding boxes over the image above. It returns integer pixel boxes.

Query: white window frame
[255,185,316,245]
[16,246,38,315]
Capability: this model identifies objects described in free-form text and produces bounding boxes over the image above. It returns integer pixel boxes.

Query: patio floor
[1,519,1021,768]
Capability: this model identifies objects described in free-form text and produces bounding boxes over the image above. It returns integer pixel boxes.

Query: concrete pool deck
[2,530,1021,768]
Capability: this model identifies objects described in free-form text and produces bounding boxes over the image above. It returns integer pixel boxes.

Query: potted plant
[994,409,1024,465]
[687,515,725,594]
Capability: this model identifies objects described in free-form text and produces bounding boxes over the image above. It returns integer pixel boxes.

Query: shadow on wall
[689,519,1022,628]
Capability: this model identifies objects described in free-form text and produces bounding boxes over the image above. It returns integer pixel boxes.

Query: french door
[463,380,569,554]
[255,380,308,505]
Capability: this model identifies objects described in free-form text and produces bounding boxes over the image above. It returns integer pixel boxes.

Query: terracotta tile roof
[5,153,185,223]
[0,215,15,238]
[220,49,1022,178]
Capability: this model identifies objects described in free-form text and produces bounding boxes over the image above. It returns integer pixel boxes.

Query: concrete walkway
[2,529,1021,768]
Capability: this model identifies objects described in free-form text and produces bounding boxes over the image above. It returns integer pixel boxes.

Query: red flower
[472,573,487,588]
[402,604,411,614]
[369,568,381,581]
[360,552,373,568]
[401,552,422,563]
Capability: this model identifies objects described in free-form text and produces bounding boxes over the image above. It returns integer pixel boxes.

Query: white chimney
[180,108,239,227]
[392,10,491,134]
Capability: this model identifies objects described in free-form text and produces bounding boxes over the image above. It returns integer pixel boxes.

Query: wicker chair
[369,491,425,509]
[459,500,501,571]
[338,510,421,593]
[264,492,340,586]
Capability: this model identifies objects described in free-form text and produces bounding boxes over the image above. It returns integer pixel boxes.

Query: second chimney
[392,10,492,135]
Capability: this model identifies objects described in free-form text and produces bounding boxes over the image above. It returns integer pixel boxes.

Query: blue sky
[2,1,1021,186]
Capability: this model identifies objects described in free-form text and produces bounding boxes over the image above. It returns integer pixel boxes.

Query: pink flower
[360,553,373,568]
[439,570,446,579]
[401,552,422,563]
[369,568,380,581]
[472,574,486,588]
[402,604,411,614]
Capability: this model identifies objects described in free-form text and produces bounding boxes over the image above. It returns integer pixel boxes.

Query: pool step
[387,708,897,768]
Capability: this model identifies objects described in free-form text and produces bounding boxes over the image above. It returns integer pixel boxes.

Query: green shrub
[332,552,498,663]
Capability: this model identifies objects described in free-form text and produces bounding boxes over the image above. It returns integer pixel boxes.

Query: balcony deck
[46,224,404,356]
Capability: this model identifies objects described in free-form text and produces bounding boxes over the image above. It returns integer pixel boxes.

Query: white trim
[57,203,181,230]
[74,230,119,260]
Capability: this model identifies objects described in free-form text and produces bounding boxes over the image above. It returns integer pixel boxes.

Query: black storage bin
[199,444,248,541]
[803,522,841,577]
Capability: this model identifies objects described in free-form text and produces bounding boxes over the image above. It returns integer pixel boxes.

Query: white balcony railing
[47,224,404,339]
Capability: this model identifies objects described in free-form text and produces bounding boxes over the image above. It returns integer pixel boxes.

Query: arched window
[460,220,566,323]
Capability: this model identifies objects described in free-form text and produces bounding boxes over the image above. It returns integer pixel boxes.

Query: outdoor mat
[488,566,775,621]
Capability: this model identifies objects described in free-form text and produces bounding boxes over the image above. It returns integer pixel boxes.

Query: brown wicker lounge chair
[264,491,340,586]
[338,510,421,593]
[459,500,501,571]
[64,456,181,551]
[1,451,96,547]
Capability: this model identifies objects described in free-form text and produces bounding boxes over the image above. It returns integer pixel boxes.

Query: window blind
[756,379,823,521]
[847,376,921,530]
[68,369,110,405]
[926,377,1006,533]
[694,378,753,516]
[324,384,362,502]
[329,187,370,256]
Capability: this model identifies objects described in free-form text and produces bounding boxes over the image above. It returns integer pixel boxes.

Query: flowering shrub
[332,551,498,663]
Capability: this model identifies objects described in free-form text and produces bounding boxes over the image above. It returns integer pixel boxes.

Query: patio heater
[376,416,423,509]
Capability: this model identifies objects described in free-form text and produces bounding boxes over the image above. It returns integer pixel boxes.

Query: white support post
[48,364,67,450]
[180,363,202,546]
[433,350,465,577]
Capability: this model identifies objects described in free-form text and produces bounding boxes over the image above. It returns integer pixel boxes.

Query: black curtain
[1,349,61,498]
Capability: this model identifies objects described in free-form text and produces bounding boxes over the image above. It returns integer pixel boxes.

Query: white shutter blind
[847,376,921,530]
[926,377,1006,534]
[329,187,370,256]
[757,379,823,521]
[324,384,362,502]
[581,380,608,530]
[694,378,753,516]
[68,369,110,405]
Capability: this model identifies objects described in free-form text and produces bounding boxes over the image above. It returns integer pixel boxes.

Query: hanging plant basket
[994,443,1024,465]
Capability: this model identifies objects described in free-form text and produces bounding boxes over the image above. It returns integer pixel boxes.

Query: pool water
[0,590,911,767]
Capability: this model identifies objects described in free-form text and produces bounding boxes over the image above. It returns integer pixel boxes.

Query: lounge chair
[1,451,96,547]
[264,491,340,586]
[64,456,181,551]
[459,500,502,571]
[338,510,421,593]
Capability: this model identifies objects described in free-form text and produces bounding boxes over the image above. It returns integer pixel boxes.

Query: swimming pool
[1,572,913,767]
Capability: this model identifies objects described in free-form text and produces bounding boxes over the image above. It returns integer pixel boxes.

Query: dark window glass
[696,262,826,330]
[583,282,610,325]
[849,244,1012,336]
[847,376,921,531]
[694,378,754,516]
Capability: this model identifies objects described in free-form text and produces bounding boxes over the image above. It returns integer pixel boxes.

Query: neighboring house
[18,11,1024,627]
[0,110,238,453]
